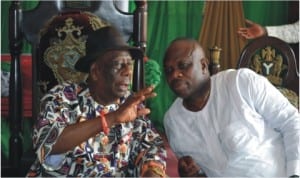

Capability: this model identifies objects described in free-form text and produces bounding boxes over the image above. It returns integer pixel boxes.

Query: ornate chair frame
[7,0,147,175]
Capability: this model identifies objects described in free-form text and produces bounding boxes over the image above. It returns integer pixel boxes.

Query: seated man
[163,37,300,177]
[27,26,166,177]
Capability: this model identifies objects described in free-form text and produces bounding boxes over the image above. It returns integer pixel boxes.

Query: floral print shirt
[27,82,166,177]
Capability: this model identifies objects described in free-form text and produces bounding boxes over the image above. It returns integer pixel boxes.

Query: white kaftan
[164,68,300,177]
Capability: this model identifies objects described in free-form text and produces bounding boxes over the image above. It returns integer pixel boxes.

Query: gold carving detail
[44,17,88,84]
[250,46,287,86]
[43,13,109,84]
[87,12,109,30]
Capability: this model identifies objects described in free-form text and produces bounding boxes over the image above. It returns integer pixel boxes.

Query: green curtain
[1,0,289,133]
[1,1,38,54]
[146,1,204,131]
[243,1,289,26]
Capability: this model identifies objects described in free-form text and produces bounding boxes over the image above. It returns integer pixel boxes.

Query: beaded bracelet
[100,111,110,134]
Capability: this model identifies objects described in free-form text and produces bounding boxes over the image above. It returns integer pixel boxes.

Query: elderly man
[27,26,166,177]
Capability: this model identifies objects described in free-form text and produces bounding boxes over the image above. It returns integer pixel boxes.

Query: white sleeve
[163,111,175,153]
[266,20,299,44]
[163,106,182,159]
[237,69,300,176]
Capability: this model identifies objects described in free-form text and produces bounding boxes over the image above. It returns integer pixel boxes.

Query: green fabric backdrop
[146,1,205,131]
[1,0,289,133]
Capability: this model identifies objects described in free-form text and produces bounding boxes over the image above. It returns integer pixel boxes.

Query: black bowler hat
[75,26,144,73]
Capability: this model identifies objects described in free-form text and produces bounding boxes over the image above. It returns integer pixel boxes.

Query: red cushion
[1,54,32,117]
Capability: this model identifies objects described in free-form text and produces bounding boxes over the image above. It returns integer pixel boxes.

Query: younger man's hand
[178,156,205,177]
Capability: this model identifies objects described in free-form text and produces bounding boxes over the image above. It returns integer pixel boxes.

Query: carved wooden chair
[237,36,299,108]
[5,1,147,176]
[209,45,222,75]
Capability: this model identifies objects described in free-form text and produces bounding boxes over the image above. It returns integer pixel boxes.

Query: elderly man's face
[95,50,133,98]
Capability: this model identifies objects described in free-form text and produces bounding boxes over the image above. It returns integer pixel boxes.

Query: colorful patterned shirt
[27,82,166,177]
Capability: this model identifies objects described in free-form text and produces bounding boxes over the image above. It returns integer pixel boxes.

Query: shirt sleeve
[266,20,299,44]
[237,69,300,176]
[163,106,181,159]
[131,116,167,176]
[33,84,79,170]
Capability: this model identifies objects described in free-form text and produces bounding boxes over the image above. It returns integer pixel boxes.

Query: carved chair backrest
[237,36,299,108]
[21,1,147,117]
[8,0,147,173]
[37,11,106,95]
